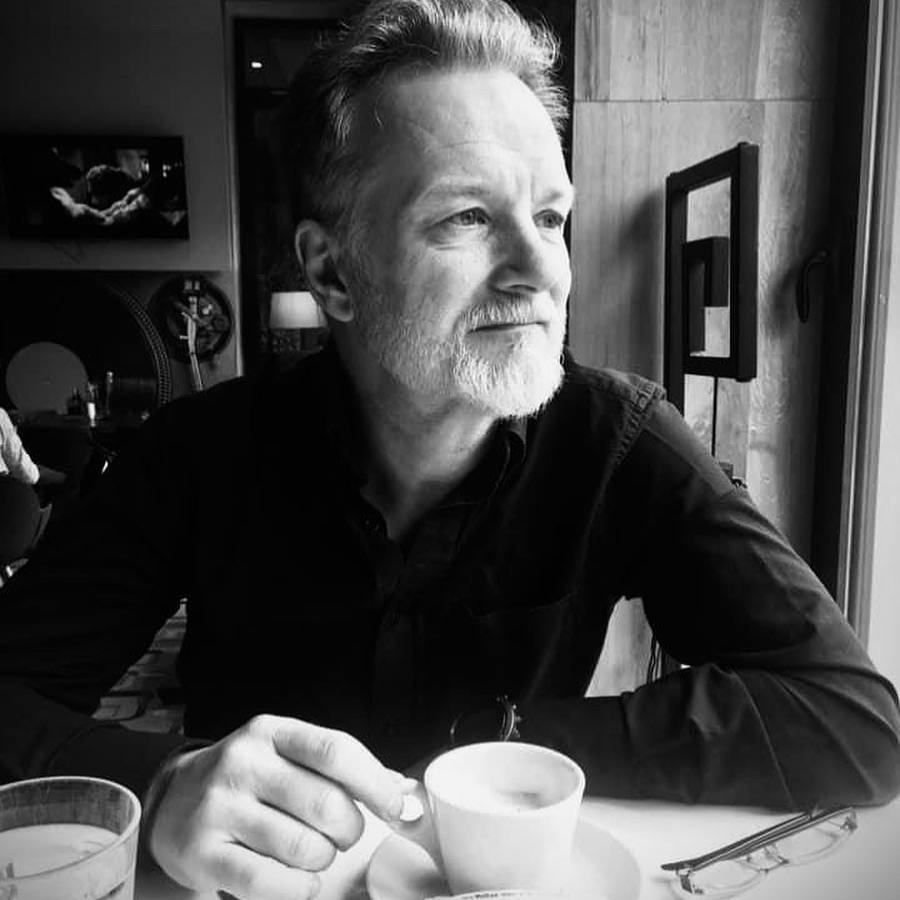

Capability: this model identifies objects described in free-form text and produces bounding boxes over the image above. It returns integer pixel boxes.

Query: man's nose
[493,220,568,295]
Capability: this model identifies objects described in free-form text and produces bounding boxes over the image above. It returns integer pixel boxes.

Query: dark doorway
[233,17,343,375]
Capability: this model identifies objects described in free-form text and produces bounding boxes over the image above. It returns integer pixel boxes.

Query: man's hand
[146,715,416,900]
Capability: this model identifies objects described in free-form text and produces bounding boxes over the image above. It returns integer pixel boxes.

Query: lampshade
[269,291,327,329]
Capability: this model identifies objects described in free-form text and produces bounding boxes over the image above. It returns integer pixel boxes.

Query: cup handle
[387,781,443,868]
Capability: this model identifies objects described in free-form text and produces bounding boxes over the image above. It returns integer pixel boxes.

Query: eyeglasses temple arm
[660,806,854,873]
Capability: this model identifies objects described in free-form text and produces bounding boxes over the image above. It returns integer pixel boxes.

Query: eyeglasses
[661,805,857,897]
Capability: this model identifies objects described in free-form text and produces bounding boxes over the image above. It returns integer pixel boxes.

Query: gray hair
[282,0,568,236]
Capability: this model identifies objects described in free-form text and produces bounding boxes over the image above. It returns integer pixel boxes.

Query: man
[0,408,48,571]
[1,1,898,899]
[0,408,40,487]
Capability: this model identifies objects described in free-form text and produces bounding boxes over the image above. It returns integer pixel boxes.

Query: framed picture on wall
[0,135,189,239]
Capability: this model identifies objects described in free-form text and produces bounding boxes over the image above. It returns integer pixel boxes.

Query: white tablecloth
[135,794,900,900]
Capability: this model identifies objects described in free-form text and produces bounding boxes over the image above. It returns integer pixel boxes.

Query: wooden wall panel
[754,0,840,99]
[574,0,663,101]
[747,100,833,556]
[576,0,840,102]
[684,377,752,480]
[661,0,767,100]
[569,102,664,377]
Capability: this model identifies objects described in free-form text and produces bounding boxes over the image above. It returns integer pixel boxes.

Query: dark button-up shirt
[1,346,899,810]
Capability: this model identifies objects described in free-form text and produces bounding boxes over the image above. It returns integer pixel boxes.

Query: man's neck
[361,394,497,541]
[338,356,498,540]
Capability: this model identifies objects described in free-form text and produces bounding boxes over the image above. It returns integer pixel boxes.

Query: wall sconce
[269,291,327,330]
[664,142,759,414]
[268,291,328,355]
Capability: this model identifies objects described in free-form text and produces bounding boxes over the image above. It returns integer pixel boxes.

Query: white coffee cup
[393,742,585,895]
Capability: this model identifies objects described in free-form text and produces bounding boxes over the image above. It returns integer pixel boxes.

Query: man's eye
[446,208,489,227]
[536,210,566,230]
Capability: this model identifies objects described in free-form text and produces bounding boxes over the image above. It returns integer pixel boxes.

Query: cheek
[394,250,486,322]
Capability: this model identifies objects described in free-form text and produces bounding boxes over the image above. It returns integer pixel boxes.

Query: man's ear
[294,220,355,323]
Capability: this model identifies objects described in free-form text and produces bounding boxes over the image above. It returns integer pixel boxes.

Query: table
[135,794,900,900]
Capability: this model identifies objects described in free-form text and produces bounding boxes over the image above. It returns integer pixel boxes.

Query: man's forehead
[356,67,568,190]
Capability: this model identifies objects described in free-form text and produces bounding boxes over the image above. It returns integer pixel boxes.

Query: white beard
[353,291,566,419]
[449,322,565,418]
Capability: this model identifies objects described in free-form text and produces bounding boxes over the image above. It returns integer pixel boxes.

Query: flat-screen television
[0,135,189,239]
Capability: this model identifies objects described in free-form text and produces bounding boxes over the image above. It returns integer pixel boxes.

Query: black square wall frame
[664,143,759,412]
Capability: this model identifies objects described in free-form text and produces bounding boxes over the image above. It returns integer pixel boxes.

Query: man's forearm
[0,679,194,797]
[517,664,900,811]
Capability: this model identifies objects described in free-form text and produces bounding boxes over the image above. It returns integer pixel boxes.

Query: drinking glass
[0,776,141,900]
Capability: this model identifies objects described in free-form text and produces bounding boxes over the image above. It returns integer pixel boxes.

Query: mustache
[465,297,561,329]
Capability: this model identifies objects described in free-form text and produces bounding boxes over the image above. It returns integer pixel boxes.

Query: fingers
[212,842,321,900]
[267,718,417,824]
[228,791,337,871]
[147,715,417,900]
[253,755,366,851]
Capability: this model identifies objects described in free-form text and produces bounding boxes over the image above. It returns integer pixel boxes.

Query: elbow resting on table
[780,674,900,810]
[842,710,900,808]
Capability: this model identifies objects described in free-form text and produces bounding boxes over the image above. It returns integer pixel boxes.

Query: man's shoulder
[145,353,323,441]
[150,372,257,429]
[526,355,668,467]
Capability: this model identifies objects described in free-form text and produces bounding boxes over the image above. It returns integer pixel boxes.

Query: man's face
[340,67,573,419]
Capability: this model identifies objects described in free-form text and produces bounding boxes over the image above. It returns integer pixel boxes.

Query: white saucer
[366,815,642,900]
